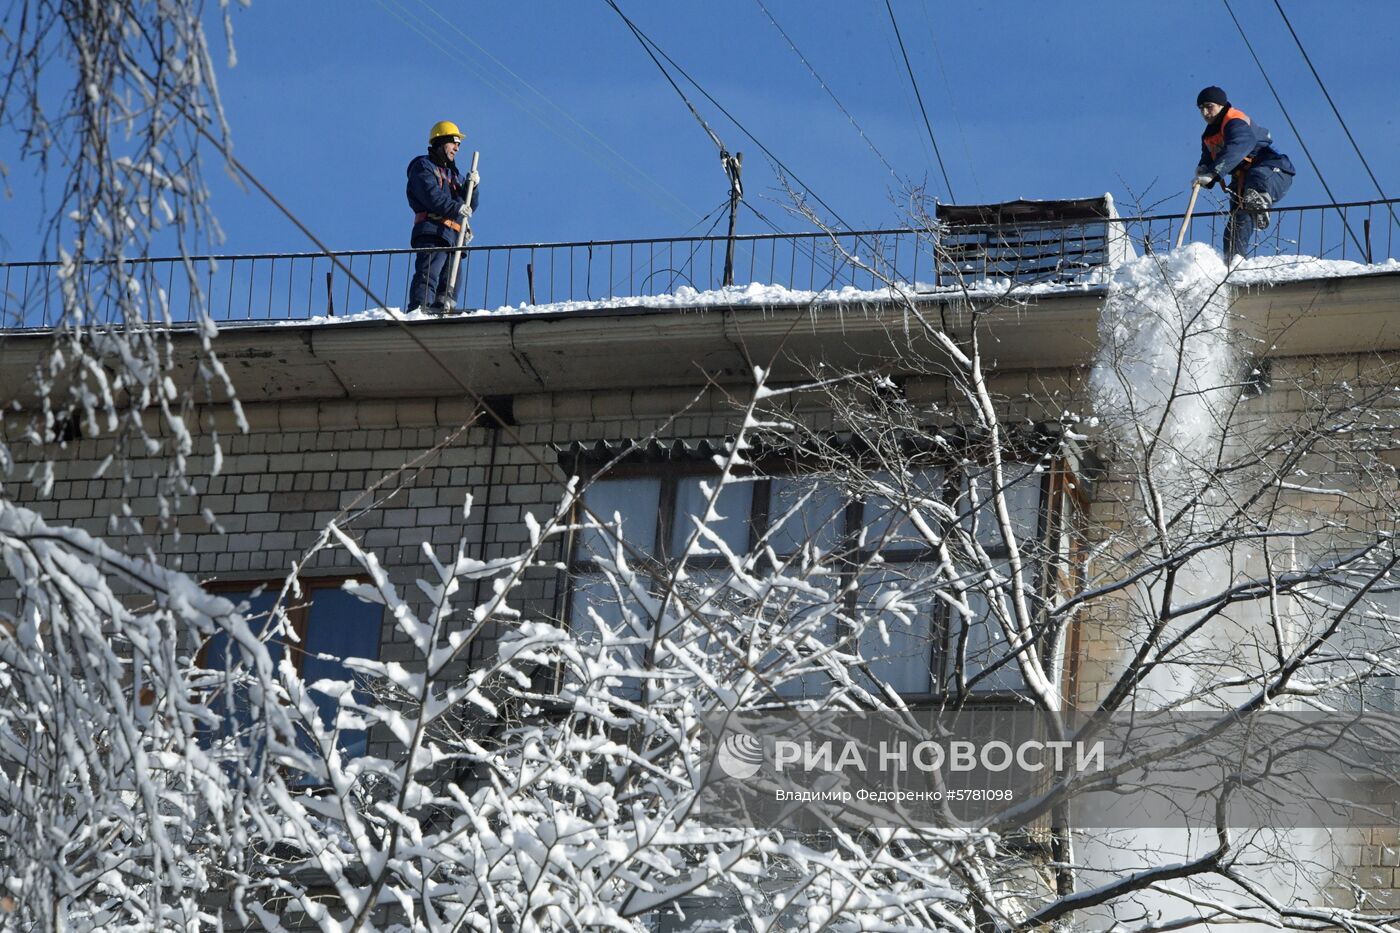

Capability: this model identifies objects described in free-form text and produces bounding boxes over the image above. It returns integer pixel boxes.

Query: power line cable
[395,0,828,259]
[1220,0,1364,256]
[916,0,984,201]
[601,0,728,158]
[411,0,707,220]
[407,0,821,274]
[388,0,822,274]
[753,0,903,184]
[1270,0,1398,231]
[742,200,780,231]
[608,198,731,295]
[601,0,854,232]
[370,0,701,228]
[876,33,936,194]
[599,0,760,286]
[882,0,955,203]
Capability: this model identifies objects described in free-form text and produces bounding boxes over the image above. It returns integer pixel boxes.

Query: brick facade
[6,289,1400,917]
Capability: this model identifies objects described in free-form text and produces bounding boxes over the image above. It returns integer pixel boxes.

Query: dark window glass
[671,476,753,557]
[202,588,283,753]
[768,476,846,556]
[202,582,382,762]
[301,587,384,758]
[580,477,661,559]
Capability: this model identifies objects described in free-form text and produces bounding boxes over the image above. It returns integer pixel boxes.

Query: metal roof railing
[1,197,1397,330]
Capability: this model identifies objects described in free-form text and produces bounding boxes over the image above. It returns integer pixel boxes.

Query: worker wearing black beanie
[1191,86,1296,259]
[1196,86,1229,109]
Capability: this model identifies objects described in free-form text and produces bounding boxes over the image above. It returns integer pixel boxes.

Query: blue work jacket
[406,153,480,244]
[1197,107,1295,189]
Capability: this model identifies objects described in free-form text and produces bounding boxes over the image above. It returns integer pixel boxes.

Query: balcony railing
[2,197,1397,330]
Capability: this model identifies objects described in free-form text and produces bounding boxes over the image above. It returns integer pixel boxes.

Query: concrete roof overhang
[2,271,1399,407]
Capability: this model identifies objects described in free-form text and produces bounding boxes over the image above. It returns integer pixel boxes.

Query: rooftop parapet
[1,197,1397,329]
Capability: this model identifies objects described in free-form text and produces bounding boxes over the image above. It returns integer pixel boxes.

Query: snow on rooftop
[271,252,1400,328]
[1227,252,1400,285]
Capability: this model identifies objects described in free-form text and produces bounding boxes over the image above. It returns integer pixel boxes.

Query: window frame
[563,448,1086,703]
[198,575,378,674]
[197,575,385,760]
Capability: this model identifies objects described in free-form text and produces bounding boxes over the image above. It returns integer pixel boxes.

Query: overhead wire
[384,2,858,292]
[1270,0,1398,230]
[410,0,708,214]
[370,0,701,228]
[876,33,936,197]
[916,0,984,201]
[386,0,804,272]
[753,0,903,184]
[607,198,732,296]
[380,0,831,288]
[742,200,780,231]
[374,0,799,297]
[882,0,956,203]
[600,0,855,232]
[598,1,794,280]
[601,0,728,158]
[1220,0,1366,256]
[599,0,866,287]
[674,200,737,289]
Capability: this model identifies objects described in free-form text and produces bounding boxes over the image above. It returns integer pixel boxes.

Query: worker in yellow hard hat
[406,120,481,311]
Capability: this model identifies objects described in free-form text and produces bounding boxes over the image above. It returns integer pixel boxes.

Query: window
[201,577,383,760]
[1303,545,1400,713]
[567,456,1077,701]
[946,465,1046,693]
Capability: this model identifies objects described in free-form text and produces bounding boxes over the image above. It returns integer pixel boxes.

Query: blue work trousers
[1224,165,1294,260]
[408,236,456,310]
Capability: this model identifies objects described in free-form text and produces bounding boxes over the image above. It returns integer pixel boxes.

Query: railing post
[1365,218,1373,264]
[504,248,514,307]
[483,249,494,309]
[325,270,334,317]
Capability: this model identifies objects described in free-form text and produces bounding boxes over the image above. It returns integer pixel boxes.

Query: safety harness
[413,160,463,232]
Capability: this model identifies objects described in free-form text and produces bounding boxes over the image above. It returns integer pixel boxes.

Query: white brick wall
[10,355,1400,906]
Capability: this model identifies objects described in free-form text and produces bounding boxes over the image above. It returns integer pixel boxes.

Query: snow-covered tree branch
[3,8,1400,931]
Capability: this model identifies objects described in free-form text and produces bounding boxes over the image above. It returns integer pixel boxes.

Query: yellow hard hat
[428,120,464,144]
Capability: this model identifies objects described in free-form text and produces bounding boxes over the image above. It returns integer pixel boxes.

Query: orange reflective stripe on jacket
[413,210,461,232]
[1203,107,1256,190]
[1203,107,1250,161]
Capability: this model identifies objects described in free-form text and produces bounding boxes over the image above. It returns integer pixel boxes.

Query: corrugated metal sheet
[553,422,1073,467]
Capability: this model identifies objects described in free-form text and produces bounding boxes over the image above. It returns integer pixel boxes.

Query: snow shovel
[440,150,480,312]
[1175,182,1201,249]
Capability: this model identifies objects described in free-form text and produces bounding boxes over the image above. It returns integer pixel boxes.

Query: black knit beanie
[1196,86,1229,108]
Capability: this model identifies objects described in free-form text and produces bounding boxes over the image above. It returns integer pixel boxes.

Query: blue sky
[3,0,1399,261]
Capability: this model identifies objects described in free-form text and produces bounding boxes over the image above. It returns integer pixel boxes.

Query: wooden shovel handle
[447,151,481,297]
[1175,183,1201,248]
